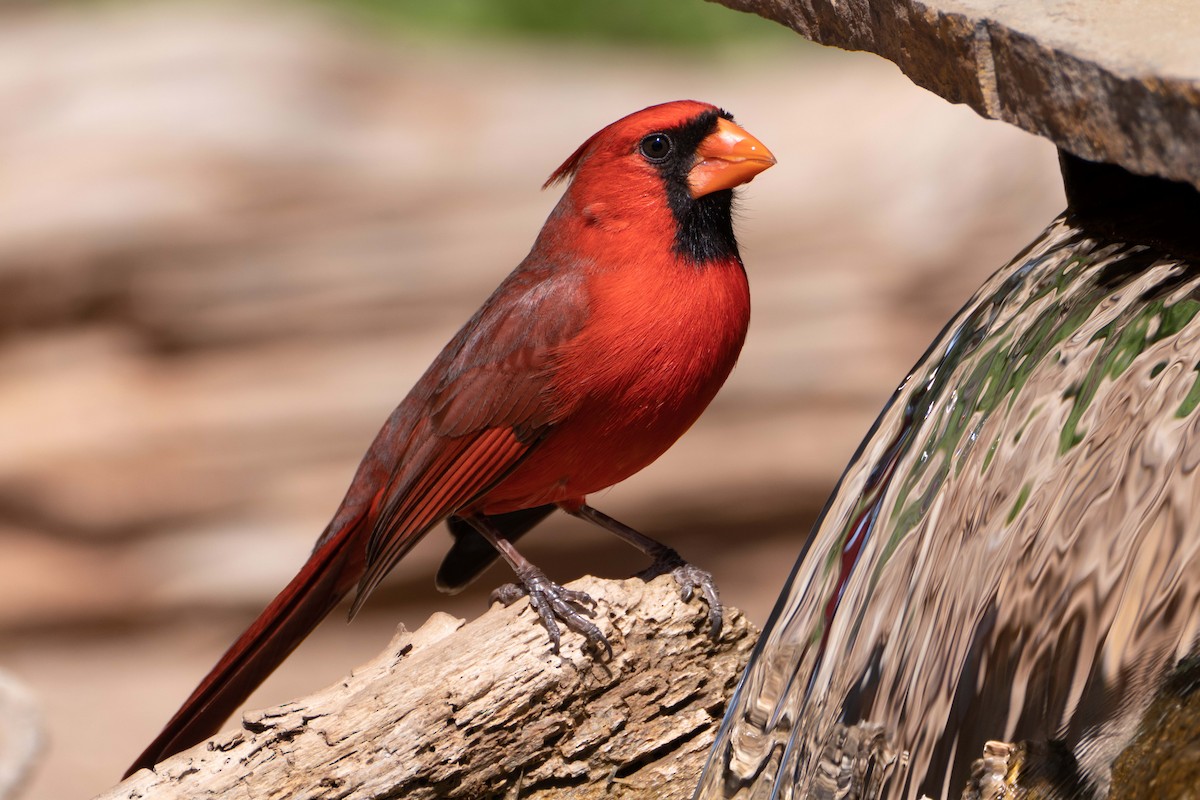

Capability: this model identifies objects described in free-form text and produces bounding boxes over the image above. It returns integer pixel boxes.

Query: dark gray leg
[465,514,611,657]
[566,504,723,639]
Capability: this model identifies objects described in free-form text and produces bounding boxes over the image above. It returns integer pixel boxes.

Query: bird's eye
[639,133,672,162]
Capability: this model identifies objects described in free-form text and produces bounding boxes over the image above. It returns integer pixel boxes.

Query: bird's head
[543,100,776,264]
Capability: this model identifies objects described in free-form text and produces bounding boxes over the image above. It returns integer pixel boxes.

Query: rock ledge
[714,0,1200,190]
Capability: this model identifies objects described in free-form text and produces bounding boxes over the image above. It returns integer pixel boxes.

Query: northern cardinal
[126,100,775,777]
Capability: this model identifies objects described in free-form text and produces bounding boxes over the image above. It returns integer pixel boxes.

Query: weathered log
[100,575,756,800]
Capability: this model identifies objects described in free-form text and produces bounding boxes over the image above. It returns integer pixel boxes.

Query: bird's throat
[671,188,740,266]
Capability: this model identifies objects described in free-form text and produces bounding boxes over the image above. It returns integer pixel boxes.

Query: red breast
[474,100,773,513]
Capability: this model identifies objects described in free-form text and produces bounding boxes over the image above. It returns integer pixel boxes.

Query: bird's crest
[543,130,600,190]
[542,100,723,190]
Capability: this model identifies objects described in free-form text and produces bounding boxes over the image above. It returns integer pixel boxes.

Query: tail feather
[124,517,367,777]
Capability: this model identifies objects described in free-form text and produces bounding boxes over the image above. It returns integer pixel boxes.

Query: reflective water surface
[697,217,1200,799]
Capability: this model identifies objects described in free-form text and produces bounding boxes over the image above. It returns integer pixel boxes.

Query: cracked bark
[97,575,757,800]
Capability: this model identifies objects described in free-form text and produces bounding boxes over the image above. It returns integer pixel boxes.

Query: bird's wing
[349,260,588,613]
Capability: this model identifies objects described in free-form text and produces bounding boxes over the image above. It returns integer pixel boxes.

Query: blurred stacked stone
[0,2,1063,632]
[0,3,1062,797]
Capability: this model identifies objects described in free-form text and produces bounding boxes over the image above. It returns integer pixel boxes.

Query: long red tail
[125,516,368,777]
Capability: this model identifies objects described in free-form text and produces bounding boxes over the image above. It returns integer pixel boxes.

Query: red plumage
[125,100,774,777]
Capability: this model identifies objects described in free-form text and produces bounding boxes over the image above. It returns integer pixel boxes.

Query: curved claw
[490,582,528,607]
[493,574,611,658]
[670,562,724,640]
[565,505,723,643]
[638,553,723,640]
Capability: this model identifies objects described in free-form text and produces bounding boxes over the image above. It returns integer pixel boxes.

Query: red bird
[126,100,775,777]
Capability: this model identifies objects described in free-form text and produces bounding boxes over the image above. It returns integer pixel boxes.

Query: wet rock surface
[714,0,1200,191]
[1108,656,1200,800]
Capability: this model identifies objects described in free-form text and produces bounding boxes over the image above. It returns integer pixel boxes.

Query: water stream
[696,216,1200,799]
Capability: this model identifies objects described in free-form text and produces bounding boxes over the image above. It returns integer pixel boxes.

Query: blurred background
[0,1,1064,796]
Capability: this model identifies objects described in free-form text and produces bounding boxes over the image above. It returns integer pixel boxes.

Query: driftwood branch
[100,575,757,800]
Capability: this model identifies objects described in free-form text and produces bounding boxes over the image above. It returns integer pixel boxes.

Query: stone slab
[714,0,1200,190]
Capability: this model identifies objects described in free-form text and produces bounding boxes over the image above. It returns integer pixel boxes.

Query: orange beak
[687,117,776,198]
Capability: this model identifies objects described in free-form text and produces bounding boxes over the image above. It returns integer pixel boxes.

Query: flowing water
[696,216,1200,799]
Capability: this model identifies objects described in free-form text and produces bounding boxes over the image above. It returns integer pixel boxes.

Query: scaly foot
[491,569,611,658]
[640,551,723,640]
[565,504,724,640]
